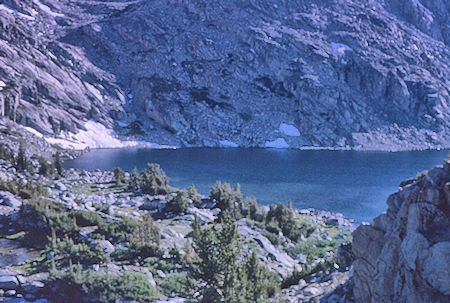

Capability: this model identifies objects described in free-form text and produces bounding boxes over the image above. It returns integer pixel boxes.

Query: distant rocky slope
[352,157,449,302]
[1,0,449,150]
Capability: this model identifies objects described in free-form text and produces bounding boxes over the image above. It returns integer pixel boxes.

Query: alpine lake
[64,148,449,222]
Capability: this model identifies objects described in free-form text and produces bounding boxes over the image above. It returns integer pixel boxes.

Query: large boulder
[0,191,21,208]
[352,159,450,302]
[89,240,115,255]
[0,275,20,290]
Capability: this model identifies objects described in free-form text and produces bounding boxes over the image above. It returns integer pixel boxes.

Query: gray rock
[0,275,19,290]
[54,182,66,191]
[352,160,450,302]
[21,281,45,295]
[303,286,321,297]
[139,197,165,211]
[5,289,17,297]
[90,240,115,255]
[0,191,21,208]
[0,0,449,151]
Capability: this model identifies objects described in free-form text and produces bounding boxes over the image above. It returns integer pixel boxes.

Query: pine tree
[139,163,169,195]
[54,152,63,176]
[167,191,189,214]
[15,144,27,171]
[191,212,244,302]
[113,167,126,186]
[187,184,202,207]
[128,167,139,191]
[38,156,52,177]
[244,252,266,302]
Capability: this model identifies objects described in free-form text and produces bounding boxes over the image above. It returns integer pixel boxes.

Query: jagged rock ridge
[352,158,450,302]
[0,0,449,149]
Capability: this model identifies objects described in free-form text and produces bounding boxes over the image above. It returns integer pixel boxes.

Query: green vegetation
[281,258,338,289]
[187,184,202,207]
[20,198,79,247]
[286,238,347,262]
[157,272,194,297]
[49,268,159,303]
[0,153,354,302]
[54,151,63,176]
[0,177,47,199]
[69,210,103,227]
[190,213,278,302]
[210,181,242,213]
[51,236,109,267]
[38,156,53,177]
[166,191,189,214]
[139,163,169,195]
[128,167,139,191]
[266,203,311,242]
[113,167,126,186]
[15,144,28,171]
[0,142,14,162]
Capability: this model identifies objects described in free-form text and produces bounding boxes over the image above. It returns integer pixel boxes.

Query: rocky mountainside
[352,158,449,302]
[0,0,449,150]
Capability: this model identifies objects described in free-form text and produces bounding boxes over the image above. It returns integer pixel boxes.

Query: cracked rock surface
[0,0,449,150]
[352,158,450,302]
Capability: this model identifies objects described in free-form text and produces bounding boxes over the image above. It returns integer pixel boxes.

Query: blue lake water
[64,148,449,222]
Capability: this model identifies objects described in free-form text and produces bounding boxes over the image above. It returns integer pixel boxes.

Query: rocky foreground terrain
[0,0,449,150]
[0,118,449,302]
[0,121,356,302]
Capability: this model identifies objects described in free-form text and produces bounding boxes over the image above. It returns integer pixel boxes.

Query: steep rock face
[0,0,127,135]
[352,159,450,302]
[0,0,449,149]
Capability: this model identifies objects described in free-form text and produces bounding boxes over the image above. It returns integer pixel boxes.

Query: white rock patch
[279,123,300,137]
[0,4,35,20]
[330,42,352,56]
[265,138,289,148]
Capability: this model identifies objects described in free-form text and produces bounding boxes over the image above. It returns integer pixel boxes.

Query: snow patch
[265,138,289,148]
[331,42,352,56]
[279,123,300,137]
[0,4,35,20]
[24,127,44,138]
[40,120,175,150]
[219,140,238,147]
[33,0,64,17]
[116,121,129,128]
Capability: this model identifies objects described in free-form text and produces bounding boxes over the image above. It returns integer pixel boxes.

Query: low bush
[286,238,345,261]
[69,210,103,227]
[21,199,79,248]
[281,258,337,289]
[51,236,109,267]
[49,268,159,302]
[96,216,140,244]
[157,272,193,297]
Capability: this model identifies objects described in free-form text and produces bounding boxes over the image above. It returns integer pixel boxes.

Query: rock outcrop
[0,0,449,150]
[352,158,450,302]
